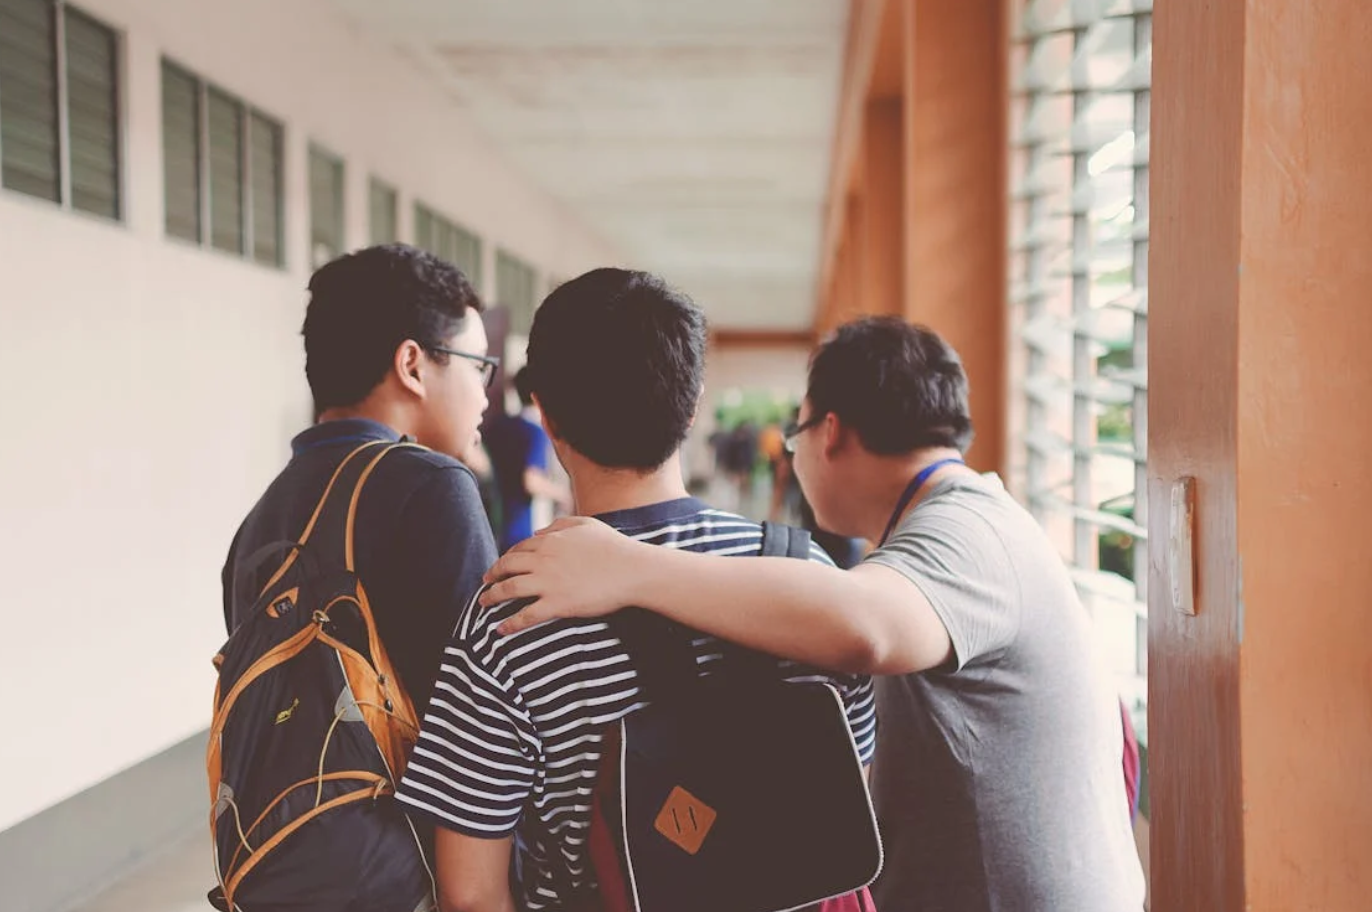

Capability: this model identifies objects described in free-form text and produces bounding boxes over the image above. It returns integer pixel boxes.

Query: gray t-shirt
[864,472,1145,912]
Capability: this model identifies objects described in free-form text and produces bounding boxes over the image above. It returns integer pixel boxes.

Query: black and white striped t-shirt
[396,497,878,912]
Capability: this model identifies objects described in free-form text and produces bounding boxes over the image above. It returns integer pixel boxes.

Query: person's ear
[686,392,703,432]
[395,340,426,399]
[822,411,846,461]
[532,393,559,441]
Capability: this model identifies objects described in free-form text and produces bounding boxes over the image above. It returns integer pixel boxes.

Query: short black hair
[526,268,706,470]
[513,366,536,408]
[302,244,483,413]
[807,317,973,455]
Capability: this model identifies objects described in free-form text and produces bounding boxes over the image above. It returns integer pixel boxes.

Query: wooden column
[822,199,860,339]
[823,236,851,338]
[902,0,1009,473]
[1150,1,1372,909]
[862,98,904,317]
[842,193,866,330]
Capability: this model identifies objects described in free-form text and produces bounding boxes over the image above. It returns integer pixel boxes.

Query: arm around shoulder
[841,562,954,675]
[623,543,954,676]
[483,517,953,675]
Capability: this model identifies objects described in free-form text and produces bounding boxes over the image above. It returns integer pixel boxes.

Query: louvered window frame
[160,58,284,268]
[413,201,483,290]
[308,143,344,269]
[1010,0,1151,735]
[248,111,283,267]
[0,0,122,220]
[497,249,539,337]
[368,177,398,246]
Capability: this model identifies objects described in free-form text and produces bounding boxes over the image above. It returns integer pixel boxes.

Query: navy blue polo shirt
[221,419,498,709]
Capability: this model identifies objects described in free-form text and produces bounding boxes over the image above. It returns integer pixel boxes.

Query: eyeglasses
[783,414,824,454]
[429,346,501,389]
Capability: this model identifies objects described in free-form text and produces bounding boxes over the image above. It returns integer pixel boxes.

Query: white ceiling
[326,0,848,331]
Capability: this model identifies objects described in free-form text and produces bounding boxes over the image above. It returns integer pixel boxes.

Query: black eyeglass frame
[783,413,826,454]
[429,345,501,389]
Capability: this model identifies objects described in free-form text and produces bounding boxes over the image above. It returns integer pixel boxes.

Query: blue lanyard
[879,457,965,546]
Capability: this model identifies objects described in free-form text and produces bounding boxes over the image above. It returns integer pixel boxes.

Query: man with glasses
[482,317,1146,912]
[223,243,499,719]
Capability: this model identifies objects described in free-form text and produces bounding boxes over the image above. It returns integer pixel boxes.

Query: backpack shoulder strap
[614,522,815,701]
[760,521,813,561]
[718,522,815,681]
[303,440,423,569]
[611,608,699,707]
[257,440,421,597]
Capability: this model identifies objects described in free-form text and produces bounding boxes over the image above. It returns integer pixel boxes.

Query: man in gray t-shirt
[483,317,1145,911]
[865,471,1142,910]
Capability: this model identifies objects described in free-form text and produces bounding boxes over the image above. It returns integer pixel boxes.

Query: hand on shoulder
[480,517,653,633]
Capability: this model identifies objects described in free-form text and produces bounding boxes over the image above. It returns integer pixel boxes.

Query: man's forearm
[622,545,891,674]
[487,518,951,674]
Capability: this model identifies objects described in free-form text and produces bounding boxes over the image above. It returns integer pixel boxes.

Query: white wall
[0,0,619,832]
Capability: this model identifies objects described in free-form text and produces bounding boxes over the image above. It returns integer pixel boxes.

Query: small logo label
[274,698,300,725]
[653,786,717,855]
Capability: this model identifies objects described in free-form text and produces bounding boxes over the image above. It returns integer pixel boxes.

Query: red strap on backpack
[1121,701,1141,821]
[815,885,875,912]
[586,725,633,912]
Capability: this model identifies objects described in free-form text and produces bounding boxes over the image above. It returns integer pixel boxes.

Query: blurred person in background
[484,366,572,552]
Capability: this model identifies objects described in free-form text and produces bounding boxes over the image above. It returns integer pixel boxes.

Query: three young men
[225,245,1142,911]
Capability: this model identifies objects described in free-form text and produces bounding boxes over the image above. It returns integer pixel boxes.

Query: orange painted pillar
[819,244,836,338]
[841,193,866,330]
[1150,1,1372,909]
[821,200,860,339]
[828,235,850,340]
[862,98,904,317]
[902,0,1009,474]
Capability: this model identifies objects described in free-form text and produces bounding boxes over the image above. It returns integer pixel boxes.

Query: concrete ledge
[0,729,208,912]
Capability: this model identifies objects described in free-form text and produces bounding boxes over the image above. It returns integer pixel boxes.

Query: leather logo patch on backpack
[653,786,717,856]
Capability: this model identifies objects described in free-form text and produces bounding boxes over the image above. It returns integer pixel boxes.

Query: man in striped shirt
[395,269,876,912]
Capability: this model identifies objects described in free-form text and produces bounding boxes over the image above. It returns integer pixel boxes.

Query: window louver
[414,201,483,290]
[207,87,243,254]
[497,250,538,337]
[369,178,398,246]
[161,61,200,242]
[1011,0,1152,718]
[63,5,118,218]
[0,0,121,218]
[249,112,283,267]
[309,145,344,268]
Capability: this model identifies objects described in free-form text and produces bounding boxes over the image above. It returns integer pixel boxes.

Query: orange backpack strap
[307,441,421,564]
[256,440,388,597]
[333,442,423,666]
[295,442,426,738]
